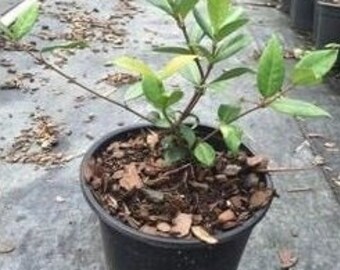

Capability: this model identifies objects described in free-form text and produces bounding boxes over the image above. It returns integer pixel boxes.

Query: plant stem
[20,46,152,123]
[203,85,295,141]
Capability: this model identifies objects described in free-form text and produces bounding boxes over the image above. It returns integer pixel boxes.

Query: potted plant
[290,0,315,31]
[314,1,340,55]
[1,0,338,270]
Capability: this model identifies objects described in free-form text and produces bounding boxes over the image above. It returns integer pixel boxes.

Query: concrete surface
[1,0,340,270]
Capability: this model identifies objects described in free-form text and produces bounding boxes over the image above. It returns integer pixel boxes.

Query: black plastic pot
[80,125,273,270]
[315,1,340,47]
[290,0,315,31]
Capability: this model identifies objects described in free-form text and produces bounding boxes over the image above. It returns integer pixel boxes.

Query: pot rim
[80,124,273,248]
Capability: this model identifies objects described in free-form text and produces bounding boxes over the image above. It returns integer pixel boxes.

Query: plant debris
[84,129,274,243]
[97,73,140,87]
[278,248,298,269]
[2,114,69,166]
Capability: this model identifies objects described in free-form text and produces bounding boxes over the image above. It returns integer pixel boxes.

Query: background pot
[290,0,315,31]
[80,125,273,270]
[315,2,340,46]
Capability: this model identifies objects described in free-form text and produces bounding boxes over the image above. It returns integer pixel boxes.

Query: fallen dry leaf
[191,226,218,244]
[218,209,237,223]
[250,189,273,209]
[171,213,192,237]
[119,163,143,191]
[278,248,298,269]
[0,240,16,254]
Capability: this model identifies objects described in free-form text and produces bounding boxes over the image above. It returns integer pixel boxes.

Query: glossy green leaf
[142,74,168,108]
[216,18,248,41]
[212,34,250,63]
[188,23,205,44]
[257,35,285,98]
[114,56,154,76]
[158,55,197,79]
[194,142,216,167]
[218,104,241,124]
[166,90,184,107]
[180,62,201,85]
[220,124,243,155]
[177,0,199,18]
[146,0,173,15]
[124,82,143,101]
[193,8,213,39]
[208,0,230,33]
[292,49,338,85]
[192,45,213,60]
[41,41,87,52]
[10,2,39,40]
[211,67,253,84]
[180,125,197,148]
[153,46,192,55]
[224,7,245,25]
[164,146,188,164]
[271,97,331,118]
[292,68,322,86]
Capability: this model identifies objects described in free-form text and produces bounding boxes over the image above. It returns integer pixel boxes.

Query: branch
[19,44,152,123]
[203,85,295,141]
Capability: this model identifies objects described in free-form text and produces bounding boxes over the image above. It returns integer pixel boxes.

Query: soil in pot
[290,0,315,31]
[315,0,340,65]
[83,126,275,242]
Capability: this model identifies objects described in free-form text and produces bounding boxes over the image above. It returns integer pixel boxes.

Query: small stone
[55,196,66,203]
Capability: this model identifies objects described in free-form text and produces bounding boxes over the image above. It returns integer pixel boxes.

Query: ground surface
[1,0,340,270]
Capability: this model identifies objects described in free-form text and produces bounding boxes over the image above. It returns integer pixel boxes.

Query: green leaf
[113,56,154,76]
[164,146,188,164]
[218,104,241,124]
[10,2,39,40]
[177,0,199,18]
[0,22,15,40]
[224,6,245,25]
[193,8,214,39]
[166,90,184,106]
[292,68,322,86]
[220,124,243,155]
[192,45,213,61]
[271,97,331,118]
[216,18,248,41]
[194,142,216,167]
[292,49,338,85]
[124,82,143,101]
[188,23,205,44]
[153,46,192,55]
[148,111,171,128]
[208,0,230,33]
[158,55,197,79]
[180,125,197,148]
[146,0,173,15]
[257,35,285,98]
[142,74,168,108]
[180,62,201,85]
[212,34,250,63]
[41,41,87,53]
[210,67,253,84]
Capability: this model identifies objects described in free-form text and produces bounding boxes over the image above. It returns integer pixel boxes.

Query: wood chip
[250,189,273,209]
[246,155,268,168]
[278,248,298,269]
[171,213,192,237]
[157,222,171,233]
[191,226,218,245]
[146,131,159,149]
[119,163,143,191]
[218,209,237,223]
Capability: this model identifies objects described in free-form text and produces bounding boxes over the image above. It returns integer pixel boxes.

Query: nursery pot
[315,1,340,47]
[80,125,273,270]
[290,0,315,31]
